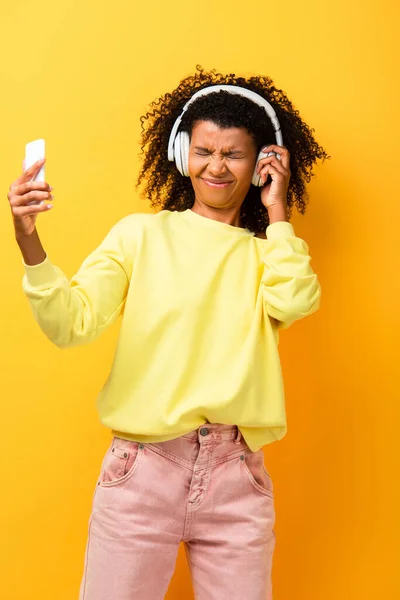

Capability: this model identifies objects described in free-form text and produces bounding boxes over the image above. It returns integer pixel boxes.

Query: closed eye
[193,148,245,158]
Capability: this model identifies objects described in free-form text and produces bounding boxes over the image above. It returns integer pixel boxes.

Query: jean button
[200,427,209,437]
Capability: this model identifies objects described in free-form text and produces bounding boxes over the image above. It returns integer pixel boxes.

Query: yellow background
[0,1,398,598]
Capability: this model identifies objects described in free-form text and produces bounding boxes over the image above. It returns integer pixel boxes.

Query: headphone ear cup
[252,150,267,187]
[174,132,184,176]
[252,150,279,187]
[180,131,190,177]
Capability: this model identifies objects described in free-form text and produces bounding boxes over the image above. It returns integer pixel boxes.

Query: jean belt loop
[234,427,242,444]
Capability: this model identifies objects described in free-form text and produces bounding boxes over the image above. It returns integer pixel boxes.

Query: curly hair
[137,65,330,234]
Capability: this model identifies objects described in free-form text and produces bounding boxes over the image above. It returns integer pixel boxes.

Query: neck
[190,198,243,228]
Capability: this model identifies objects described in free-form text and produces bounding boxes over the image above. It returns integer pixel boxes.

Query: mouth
[201,178,234,188]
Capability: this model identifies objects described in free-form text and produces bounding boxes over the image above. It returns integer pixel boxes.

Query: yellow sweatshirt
[22,208,321,451]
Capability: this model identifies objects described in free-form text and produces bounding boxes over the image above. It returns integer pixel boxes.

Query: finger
[15,158,46,186]
[257,155,285,171]
[259,164,281,185]
[10,180,52,195]
[12,202,53,218]
[262,144,288,154]
[262,145,290,170]
[9,190,53,207]
[259,164,273,185]
[257,156,286,176]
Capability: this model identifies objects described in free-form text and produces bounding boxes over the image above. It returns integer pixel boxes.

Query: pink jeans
[79,423,276,599]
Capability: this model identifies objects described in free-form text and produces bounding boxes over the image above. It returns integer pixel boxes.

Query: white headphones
[167,84,283,187]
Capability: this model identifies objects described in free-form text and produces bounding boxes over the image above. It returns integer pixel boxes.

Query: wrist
[15,228,37,243]
[268,203,288,224]
[16,229,46,266]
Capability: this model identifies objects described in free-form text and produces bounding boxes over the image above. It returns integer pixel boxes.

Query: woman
[7,66,328,599]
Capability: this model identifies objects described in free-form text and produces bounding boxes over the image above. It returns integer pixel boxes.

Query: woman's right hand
[7,158,53,238]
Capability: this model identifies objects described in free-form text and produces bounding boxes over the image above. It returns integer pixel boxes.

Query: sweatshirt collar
[179,209,255,237]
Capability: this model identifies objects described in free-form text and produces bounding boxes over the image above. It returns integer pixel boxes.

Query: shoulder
[106,211,181,249]
[112,211,155,230]
[111,210,175,235]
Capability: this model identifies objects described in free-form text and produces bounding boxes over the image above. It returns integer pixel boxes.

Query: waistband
[182,423,242,444]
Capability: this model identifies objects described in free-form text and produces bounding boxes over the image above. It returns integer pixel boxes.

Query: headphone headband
[167,84,283,186]
[168,84,283,161]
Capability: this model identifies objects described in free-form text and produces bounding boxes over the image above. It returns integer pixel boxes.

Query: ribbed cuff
[266,221,295,240]
[22,256,60,288]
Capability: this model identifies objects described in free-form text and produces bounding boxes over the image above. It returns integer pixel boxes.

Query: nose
[207,156,228,177]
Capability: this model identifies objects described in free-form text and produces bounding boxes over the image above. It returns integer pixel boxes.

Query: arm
[256,145,321,331]
[8,159,134,348]
[22,217,134,348]
[261,219,321,331]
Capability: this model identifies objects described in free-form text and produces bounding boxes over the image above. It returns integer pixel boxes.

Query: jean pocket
[242,450,274,498]
[99,438,141,487]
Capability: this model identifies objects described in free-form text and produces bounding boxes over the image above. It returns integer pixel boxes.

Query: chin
[197,192,230,203]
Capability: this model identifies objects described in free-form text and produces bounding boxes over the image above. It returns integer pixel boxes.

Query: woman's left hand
[257,145,291,210]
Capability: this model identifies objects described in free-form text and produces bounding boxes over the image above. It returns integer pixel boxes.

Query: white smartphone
[25,139,45,182]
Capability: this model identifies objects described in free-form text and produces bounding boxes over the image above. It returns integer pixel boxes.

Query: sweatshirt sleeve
[22,216,135,348]
[261,221,321,330]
